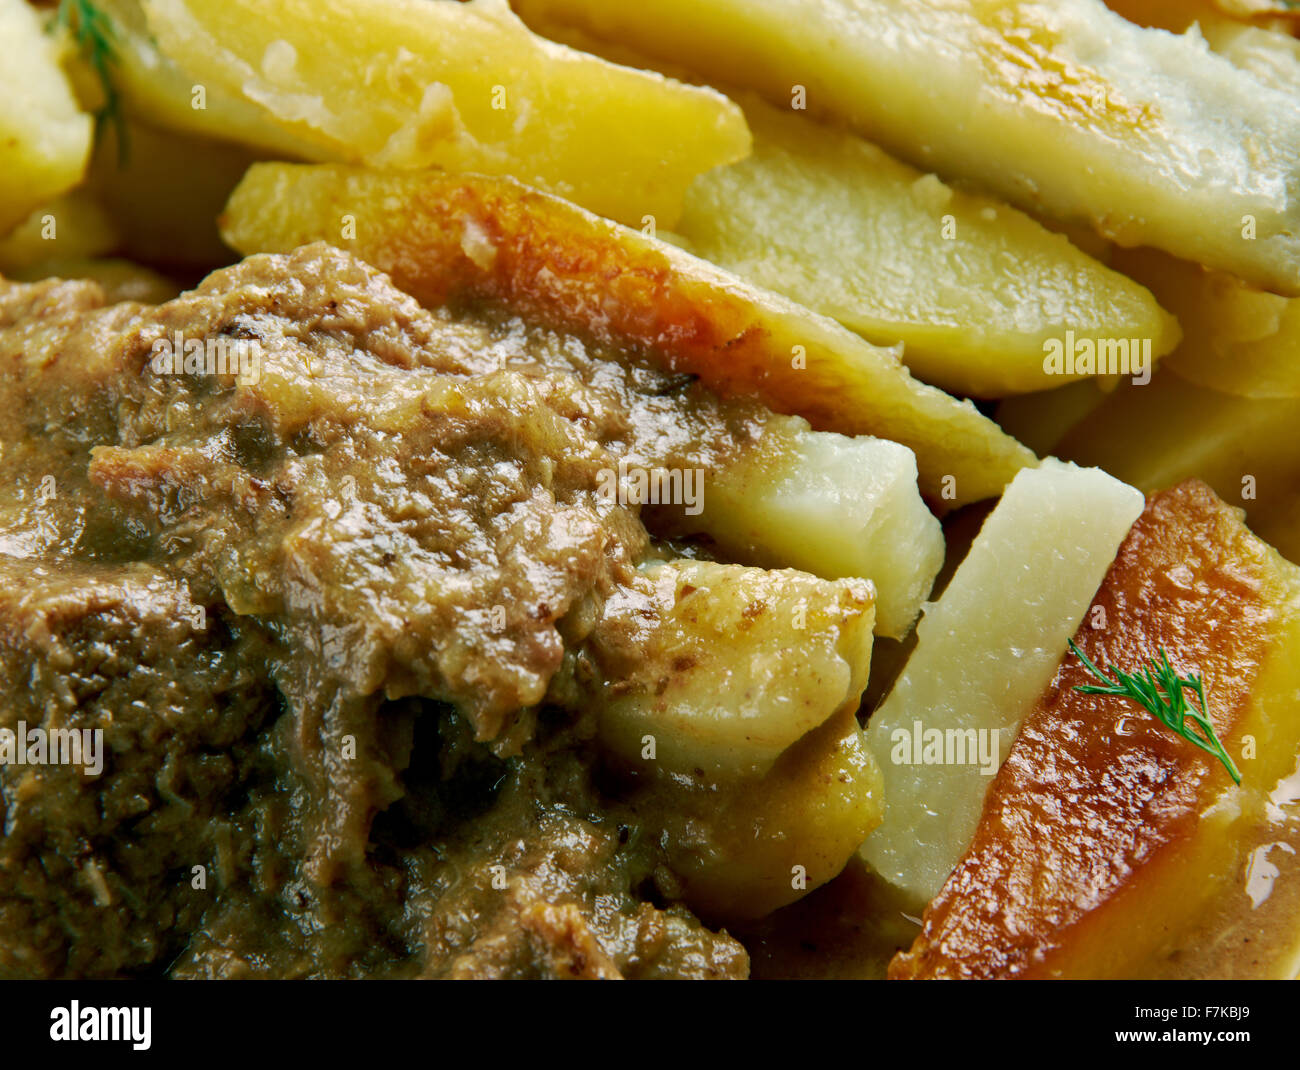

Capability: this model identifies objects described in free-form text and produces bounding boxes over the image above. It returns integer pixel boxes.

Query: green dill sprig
[52,0,128,161]
[1067,638,1242,785]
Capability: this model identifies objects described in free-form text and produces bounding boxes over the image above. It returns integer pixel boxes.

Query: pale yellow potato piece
[1202,21,1300,93]
[517,0,1300,294]
[140,0,750,228]
[586,559,874,777]
[1059,369,1300,565]
[679,415,943,639]
[995,378,1113,456]
[220,163,1036,505]
[71,0,321,159]
[4,258,180,304]
[0,0,94,236]
[639,707,885,921]
[677,97,1179,397]
[1114,248,1300,400]
[0,190,119,275]
[861,459,1145,906]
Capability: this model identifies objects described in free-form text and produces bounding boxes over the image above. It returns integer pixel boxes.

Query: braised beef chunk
[0,246,753,978]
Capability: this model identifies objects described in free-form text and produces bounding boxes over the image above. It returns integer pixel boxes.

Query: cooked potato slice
[0,0,94,236]
[676,96,1179,397]
[1059,369,1300,564]
[0,190,119,275]
[584,559,875,777]
[3,257,180,304]
[631,707,885,921]
[71,0,320,159]
[672,415,943,639]
[861,459,1145,906]
[894,482,1300,978]
[221,164,1035,505]
[1112,247,1300,400]
[139,0,749,228]
[995,378,1112,457]
[517,0,1300,294]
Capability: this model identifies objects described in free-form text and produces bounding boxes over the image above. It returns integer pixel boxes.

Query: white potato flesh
[686,415,943,640]
[0,0,94,236]
[1202,21,1300,95]
[860,459,1145,905]
[517,0,1300,294]
[1112,247,1300,400]
[677,97,1179,398]
[587,559,875,777]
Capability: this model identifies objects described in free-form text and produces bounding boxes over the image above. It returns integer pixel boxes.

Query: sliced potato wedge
[140,0,750,228]
[0,189,119,275]
[517,0,1300,294]
[894,482,1300,978]
[74,0,321,159]
[677,95,1179,398]
[676,415,943,639]
[221,163,1036,505]
[995,378,1112,457]
[583,559,874,777]
[625,707,885,921]
[1058,369,1300,564]
[1114,247,1300,400]
[861,459,1145,906]
[0,0,94,236]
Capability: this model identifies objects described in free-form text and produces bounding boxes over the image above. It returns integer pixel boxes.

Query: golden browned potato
[517,0,1300,294]
[515,26,1181,400]
[220,163,1036,505]
[138,0,751,228]
[894,482,1300,978]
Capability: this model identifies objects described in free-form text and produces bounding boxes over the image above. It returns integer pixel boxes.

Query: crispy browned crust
[220,164,1035,504]
[892,480,1283,978]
